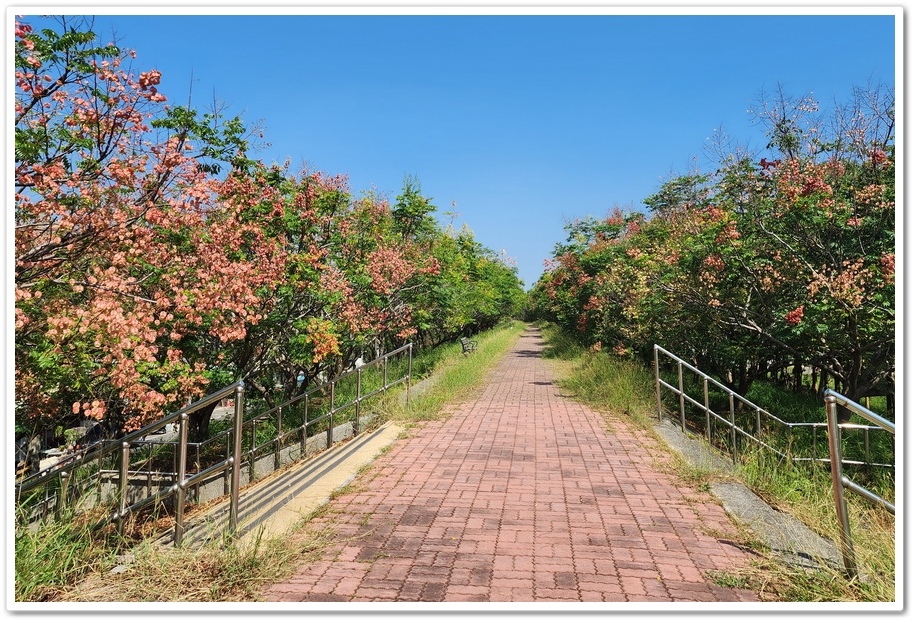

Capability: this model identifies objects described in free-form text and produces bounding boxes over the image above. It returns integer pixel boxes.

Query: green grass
[557,353,658,428]
[537,323,657,427]
[537,321,589,360]
[47,517,340,602]
[379,320,527,425]
[15,509,116,602]
[734,446,896,602]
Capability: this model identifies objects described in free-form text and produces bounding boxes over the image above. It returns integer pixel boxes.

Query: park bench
[460,337,478,356]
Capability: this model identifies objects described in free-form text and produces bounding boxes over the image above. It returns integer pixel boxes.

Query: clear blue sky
[17,5,898,289]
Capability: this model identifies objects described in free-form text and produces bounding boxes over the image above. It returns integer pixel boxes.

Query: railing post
[728,392,737,463]
[677,361,686,433]
[118,441,130,532]
[194,443,201,503]
[224,429,231,496]
[703,377,711,443]
[301,395,308,457]
[813,424,818,465]
[354,368,363,434]
[407,344,413,404]
[57,471,70,519]
[146,443,153,500]
[328,381,336,448]
[864,427,871,466]
[173,433,180,479]
[250,416,258,482]
[825,393,857,578]
[275,404,282,470]
[654,346,662,422]
[229,382,245,536]
[174,412,189,546]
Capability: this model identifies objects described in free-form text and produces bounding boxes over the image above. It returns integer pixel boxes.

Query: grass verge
[735,447,896,602]
[14,510,116,602]
[51,515,339,602]
[376,319,526,426]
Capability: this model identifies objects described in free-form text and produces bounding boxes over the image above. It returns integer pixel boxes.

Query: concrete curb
[156,420,406,549]
[653,416,843,570]
[234,420,406,547]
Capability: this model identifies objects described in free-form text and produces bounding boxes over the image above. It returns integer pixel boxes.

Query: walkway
[261,327,761,603]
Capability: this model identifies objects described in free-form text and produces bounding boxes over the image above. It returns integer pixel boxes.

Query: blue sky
[15,5,898,289]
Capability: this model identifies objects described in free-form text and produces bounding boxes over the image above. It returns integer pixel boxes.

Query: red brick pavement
[261,327,761,603]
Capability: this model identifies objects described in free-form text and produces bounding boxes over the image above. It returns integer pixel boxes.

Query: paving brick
[261,327,761,604]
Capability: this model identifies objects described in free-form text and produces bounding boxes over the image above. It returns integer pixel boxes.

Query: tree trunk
[188,402,218,444]
[817,368,829,396]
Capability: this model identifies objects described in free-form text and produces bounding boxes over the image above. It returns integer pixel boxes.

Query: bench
[460,337,478,356]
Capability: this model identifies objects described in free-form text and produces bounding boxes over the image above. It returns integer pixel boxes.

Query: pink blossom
[785,305,805,326]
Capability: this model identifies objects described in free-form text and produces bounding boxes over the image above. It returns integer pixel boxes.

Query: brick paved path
[262,327,761,603]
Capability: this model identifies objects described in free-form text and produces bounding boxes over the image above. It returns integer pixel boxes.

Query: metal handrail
[15,382,242,495]
[15,343,413,545]
[652,345,895,580]
[654,344,818,462]
[653,344,892,468]
[240,344,411,480]
[15,382,245,547]
[824,388,896,579]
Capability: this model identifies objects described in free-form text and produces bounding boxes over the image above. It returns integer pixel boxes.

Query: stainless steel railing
[653,344,892,469]
[823,388,895,578]
[239,343,412,482]
[653,344,895,579]
[15,343,413,545]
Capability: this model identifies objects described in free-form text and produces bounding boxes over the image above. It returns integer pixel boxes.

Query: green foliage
[558,352,658,427]
[532,83,895,409]
[539,324,657,425]
[150,105,259,175]
[537,322,588,359]
[643,172,711,217]
[14,17,526,442]
[15,511,115,601]
[392,175,438,241]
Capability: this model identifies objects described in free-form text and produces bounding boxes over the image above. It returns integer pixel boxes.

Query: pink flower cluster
[784,305,805,326]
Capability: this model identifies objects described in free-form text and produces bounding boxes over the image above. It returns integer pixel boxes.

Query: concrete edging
[652,416,842,570]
